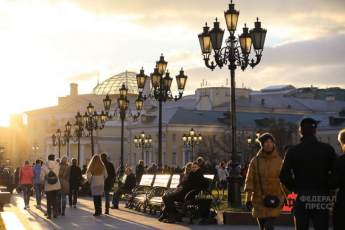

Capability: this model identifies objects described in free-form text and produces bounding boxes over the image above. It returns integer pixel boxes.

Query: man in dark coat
[160,161,208,223]
[135,160,145,184]
[69,158,82,208]
[101,153,116,214]
[112,167,136,209]
[280,118,336,230]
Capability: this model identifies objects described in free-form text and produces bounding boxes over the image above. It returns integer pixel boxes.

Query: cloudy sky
[0,0,344,125]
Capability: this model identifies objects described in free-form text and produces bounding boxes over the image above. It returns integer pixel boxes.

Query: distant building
[24,72,345,168]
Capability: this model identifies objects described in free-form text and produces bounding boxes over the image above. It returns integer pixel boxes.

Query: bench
[126,174,155,209]
[176,174,216,224]
[146,174,173,214]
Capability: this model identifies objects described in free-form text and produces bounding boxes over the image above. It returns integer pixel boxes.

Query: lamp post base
[227,164,243,207]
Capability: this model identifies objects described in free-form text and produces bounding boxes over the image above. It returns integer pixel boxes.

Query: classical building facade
[24,73,345,168]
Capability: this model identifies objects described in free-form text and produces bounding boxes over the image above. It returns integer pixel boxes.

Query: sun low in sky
[0,0,344,126]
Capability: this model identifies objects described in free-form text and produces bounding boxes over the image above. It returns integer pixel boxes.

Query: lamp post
[182,128,203,161]
[64,121,72,157]
[52,129,66,158]
[136,55,188,167]
[198,0,267,206]
[73,112,84,165]
[82,103,107,156]
[102,84,144,176]
[32,143,40,156]
[134,131,153,162]
[247,131,261,161]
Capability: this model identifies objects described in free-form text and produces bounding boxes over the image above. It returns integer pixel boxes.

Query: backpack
[46,170,58,185]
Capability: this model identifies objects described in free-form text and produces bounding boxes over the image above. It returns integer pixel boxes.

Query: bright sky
[0,0,344,126]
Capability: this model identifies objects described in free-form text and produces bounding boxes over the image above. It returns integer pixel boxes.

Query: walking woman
[87,154,108,216]
[244,133,285,230]
[331,129,345,230]
[58,156,70,216]
[19,160,34,209]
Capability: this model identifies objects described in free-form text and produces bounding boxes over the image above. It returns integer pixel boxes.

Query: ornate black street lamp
[182,128,203,161]
[81,103,107,156]
[73,112,84,165]
[198,0,267,206]
[134,131,153,160]
[136,55,188,167]
[103,84,144,176]
[52,129,66,158]
[64,121,72,157]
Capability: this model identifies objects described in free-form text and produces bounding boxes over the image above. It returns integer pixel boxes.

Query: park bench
[146,174,173,214]
[126,174,155,209]
[0,186,11,211]
[175,174,216,224]
[134,174,171,213]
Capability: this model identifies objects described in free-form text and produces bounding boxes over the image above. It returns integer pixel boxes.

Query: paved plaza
[0,194,294,230]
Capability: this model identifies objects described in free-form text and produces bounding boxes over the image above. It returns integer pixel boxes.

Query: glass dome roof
[93,71,138,95]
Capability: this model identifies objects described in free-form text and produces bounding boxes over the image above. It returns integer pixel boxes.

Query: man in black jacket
[135,160,145,184]
[101,153,116,214]
[69,158,82,208]
[112,167,136,209]
[160,161,208,223]
[280,118,336,230]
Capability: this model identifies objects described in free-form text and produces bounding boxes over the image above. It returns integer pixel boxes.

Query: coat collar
[256,149,279,159]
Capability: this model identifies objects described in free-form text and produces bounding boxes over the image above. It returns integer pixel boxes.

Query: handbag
[256,158,280,208]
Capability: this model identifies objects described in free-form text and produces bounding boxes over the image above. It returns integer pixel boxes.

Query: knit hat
[257,133,275,146]
[300,118,319,129]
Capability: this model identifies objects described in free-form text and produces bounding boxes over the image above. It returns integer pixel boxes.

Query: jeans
[93,196,102,214]
[22,185,32,206]
[34,184,42,206]
[58,191,67,214]
[257,217,275,230]
[69,188,78,206]
[46,190,58,217]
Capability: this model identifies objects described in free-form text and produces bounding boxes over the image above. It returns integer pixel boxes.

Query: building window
[172,152,177,165]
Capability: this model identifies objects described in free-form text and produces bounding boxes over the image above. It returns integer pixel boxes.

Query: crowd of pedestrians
[12,116,345,229]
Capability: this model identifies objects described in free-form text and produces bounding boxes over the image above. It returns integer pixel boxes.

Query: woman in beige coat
[58,156,70,216]
[244,133,286,230]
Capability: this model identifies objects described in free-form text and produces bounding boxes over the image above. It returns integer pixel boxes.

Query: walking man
[101,153,116,214]
[280,118,336,230]
[33,160,42,208]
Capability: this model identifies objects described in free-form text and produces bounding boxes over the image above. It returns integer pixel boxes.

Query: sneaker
[105,210,109,215]
[73,205,76,208]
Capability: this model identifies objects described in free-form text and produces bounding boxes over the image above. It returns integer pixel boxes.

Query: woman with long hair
[87,154,108,216]
[331,129,345,230]
[58,156,70,216]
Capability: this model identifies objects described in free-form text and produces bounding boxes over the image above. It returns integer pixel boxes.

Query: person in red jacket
[19,160,34,209]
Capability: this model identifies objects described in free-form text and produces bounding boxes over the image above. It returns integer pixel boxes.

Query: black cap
[257,133,275,146]
[300,118,319,129]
